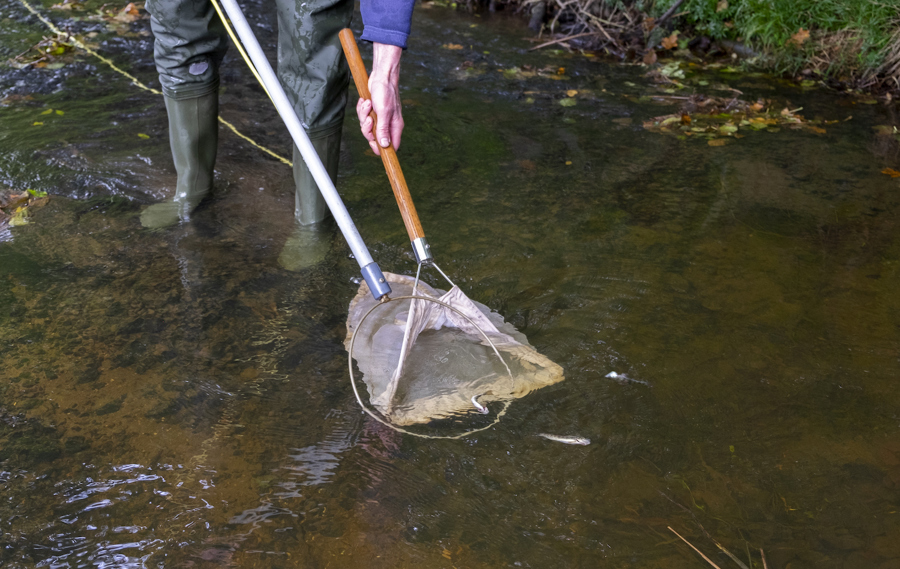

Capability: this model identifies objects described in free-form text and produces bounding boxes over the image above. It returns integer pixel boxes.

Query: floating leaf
[9,207,30,227]
[55,110,64,115]
[41,109,54,115]
[565,161,573,165]
[659,62,685,79]
[882,168,900,178]
[559,98,576,107]
[566,89,578,97]
[719,124,738,134]
[137,133,150,139]
[708,139,728,147]
[442,43,464,50]
[33,121,44,126]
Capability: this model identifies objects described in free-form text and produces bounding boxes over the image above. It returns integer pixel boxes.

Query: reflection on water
[2,1,900,568]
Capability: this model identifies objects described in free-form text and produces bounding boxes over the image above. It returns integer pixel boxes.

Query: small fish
[605,371,651,386]
[471,395,489,414]
[537,433,591,446]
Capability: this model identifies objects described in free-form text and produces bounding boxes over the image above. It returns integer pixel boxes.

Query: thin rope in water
[348,294,514,440]
[15,0,292,167]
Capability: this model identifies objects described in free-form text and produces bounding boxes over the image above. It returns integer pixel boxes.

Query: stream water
[2,1,900,567]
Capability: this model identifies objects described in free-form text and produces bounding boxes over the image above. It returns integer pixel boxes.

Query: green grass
[653,0,899,78]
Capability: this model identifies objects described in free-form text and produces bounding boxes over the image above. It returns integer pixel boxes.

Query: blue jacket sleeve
[359,0,416,49]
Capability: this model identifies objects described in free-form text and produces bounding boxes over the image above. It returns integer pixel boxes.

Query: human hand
[356,42,403,156]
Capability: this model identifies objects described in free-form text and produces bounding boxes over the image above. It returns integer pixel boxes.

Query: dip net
[345,272,565,428]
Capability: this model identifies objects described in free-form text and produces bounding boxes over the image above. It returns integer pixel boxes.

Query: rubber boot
[277,129,340,271]
[141,93,218,229]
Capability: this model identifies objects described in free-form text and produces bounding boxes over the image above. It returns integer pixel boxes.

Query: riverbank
[452,0,900,95]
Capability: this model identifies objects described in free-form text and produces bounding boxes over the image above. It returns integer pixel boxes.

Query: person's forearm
[370,43,402,92]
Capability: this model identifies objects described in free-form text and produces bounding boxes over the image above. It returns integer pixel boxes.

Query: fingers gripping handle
[339,29,432,263]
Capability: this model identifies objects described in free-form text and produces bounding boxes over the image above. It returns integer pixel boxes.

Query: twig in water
[760,548,769,569]
[528,31,598,51]
[668,526,722,569]
[713,540,749,569]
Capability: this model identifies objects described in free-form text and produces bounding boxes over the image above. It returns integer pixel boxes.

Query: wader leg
[278,126,342,270]
[141,93,219,229]
[274,0,352,269]
[275,0,353,225]
[143,0,227,228]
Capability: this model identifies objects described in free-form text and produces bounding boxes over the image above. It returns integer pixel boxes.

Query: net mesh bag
[345,272,565,426]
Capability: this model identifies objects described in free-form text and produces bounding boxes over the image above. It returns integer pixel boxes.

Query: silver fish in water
[471,395,489,414]
[537,433,591,445]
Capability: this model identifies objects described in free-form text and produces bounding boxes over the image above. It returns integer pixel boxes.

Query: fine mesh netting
[345,272,565,426]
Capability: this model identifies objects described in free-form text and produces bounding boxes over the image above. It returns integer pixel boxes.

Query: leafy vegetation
[653,0,900,84]
[505,0,900,90]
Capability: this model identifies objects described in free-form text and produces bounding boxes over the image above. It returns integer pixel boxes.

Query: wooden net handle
[339,28,425,243]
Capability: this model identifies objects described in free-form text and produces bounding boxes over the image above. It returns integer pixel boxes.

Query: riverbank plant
[655,0,900,88]
[510,0,900,91]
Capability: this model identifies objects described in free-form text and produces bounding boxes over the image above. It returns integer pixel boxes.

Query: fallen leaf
[565,161,573,165]
[882,168,900,178]
[716,0,728,12]
[559,98,577,107]
[137,133,150,139]
[112,2,142,23]
[708,138,728,147]
[661,32,679,50]
[749,102,764,112]
[809,126,826,134]
[556,67,566,75]
[566,89,578,97]
[787,28,809,47]
[642,50,658,65]
[442,43,464,50]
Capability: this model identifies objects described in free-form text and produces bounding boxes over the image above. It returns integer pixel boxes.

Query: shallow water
[2,1,900,568]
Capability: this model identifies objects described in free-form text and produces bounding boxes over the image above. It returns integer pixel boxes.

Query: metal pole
[216,0,391,299]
